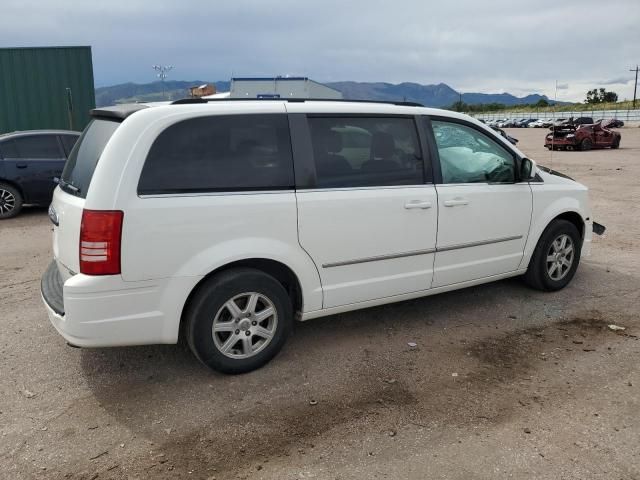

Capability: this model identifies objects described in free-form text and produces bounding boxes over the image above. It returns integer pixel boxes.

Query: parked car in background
[498,119,515,128]
[572,117,594,126]
[519,119,537,128]
[488,119,507,127]
[0,130,80,219]
[490,125,519,145]
[545,122,621,151]
[41,99,597,374]
[599,118,624,128]
[530,119,553,128]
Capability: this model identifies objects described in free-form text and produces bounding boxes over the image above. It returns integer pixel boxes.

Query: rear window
[60,119,120,198]
[137,114,294,195]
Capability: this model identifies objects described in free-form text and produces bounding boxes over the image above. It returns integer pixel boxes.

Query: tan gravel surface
[0,126,638,479]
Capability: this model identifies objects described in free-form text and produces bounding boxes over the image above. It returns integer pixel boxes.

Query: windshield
[60,119,120,198]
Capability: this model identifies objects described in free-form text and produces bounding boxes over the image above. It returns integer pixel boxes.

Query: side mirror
[520,158,537,181]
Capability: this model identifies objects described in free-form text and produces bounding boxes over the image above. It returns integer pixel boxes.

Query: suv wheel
[580,138,593,151]
[185,268,293,374]
[524,219,581,291]
[0,183,23,219]
[611,137,620,149]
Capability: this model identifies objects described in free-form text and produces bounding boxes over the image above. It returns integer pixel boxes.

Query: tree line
[447,88,619,112]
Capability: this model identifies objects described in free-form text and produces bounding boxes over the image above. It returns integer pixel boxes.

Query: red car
[545,122,621,151]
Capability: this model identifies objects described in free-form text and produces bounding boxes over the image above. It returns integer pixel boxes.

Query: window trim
[293,113,432,190]
[425,115,524,185]
[136,113,296,196]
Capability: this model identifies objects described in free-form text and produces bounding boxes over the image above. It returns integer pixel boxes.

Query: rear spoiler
[90,104,149,121]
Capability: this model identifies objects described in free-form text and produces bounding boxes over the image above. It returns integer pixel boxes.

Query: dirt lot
[1,127,639,479]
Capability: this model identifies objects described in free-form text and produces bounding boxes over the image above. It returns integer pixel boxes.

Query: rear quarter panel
[86,104,323,313]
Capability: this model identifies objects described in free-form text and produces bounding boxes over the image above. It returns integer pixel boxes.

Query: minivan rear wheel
[185,268,293,374]
[0,183,23,219]
[524,219,581,291]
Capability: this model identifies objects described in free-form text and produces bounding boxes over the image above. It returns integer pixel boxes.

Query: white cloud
[1,0,638,101]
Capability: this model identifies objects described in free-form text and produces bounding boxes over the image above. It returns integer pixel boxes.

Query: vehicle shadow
[1,205,49,223]
[76,262,639,474]
[78,262,627,415]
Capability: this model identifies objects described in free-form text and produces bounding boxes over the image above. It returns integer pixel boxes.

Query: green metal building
[0,46,95,134]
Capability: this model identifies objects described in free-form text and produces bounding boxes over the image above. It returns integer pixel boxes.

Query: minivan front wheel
[0,183,23,219]
[185,268,293,374]
[524,219,581,291]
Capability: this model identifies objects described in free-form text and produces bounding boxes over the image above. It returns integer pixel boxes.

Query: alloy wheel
[546,234,574,281]
[212,292,278,359]
[0,188,16,215]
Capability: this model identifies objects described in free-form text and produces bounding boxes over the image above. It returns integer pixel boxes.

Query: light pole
[630,65,639,108]
[152,65,174,100]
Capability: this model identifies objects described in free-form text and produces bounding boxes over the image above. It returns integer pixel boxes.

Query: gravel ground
[0,127,639,480]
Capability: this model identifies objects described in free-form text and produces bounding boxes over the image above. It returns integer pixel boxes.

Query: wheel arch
[178,258,305,342]
[521,201,587,270]
[553,211,585,239]
[0,178,25,200]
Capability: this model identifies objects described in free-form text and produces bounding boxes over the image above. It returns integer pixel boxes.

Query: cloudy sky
[2,0,639,102]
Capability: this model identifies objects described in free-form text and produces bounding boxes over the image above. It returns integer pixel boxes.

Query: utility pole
[152,65,174,100]
[630,65,639,108]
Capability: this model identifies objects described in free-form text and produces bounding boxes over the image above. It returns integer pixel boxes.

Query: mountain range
[95,80,550,108]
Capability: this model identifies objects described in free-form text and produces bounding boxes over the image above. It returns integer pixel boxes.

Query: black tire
[580,138,593,151]
[0,182,23,219]
[524,219,582,291]
[611,137,620,149]
[185,268,293,374]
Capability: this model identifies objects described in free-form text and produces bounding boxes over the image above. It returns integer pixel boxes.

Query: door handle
[16,164,27,169]
[443,198,469,207]
[404,200,432,209]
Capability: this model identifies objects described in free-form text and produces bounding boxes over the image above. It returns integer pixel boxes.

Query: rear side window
[61,119,120,198]
[0,139,19,159]
[13,135,62,159]
[138,114,294,195]
[307,116,425,188]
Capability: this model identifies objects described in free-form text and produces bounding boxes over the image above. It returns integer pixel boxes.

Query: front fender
[520,190,591,269]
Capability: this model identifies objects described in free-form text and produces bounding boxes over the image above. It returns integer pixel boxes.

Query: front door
[295,114,437,308]
[428,118,532,288]
[593,125,613,147]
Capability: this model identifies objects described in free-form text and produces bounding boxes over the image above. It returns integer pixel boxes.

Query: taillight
[80,209,124,275]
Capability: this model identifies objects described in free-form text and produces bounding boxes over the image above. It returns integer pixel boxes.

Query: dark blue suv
[0,130,79,219]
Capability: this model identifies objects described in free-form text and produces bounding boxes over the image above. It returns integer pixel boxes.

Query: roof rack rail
[172,98,207,104]
[169,98,424,107]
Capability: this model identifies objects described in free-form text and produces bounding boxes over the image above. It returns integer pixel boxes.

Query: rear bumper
[40,260,200,347]
[544,138,577,147]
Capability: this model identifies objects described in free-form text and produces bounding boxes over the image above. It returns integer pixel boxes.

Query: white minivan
[41,99,599,373]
